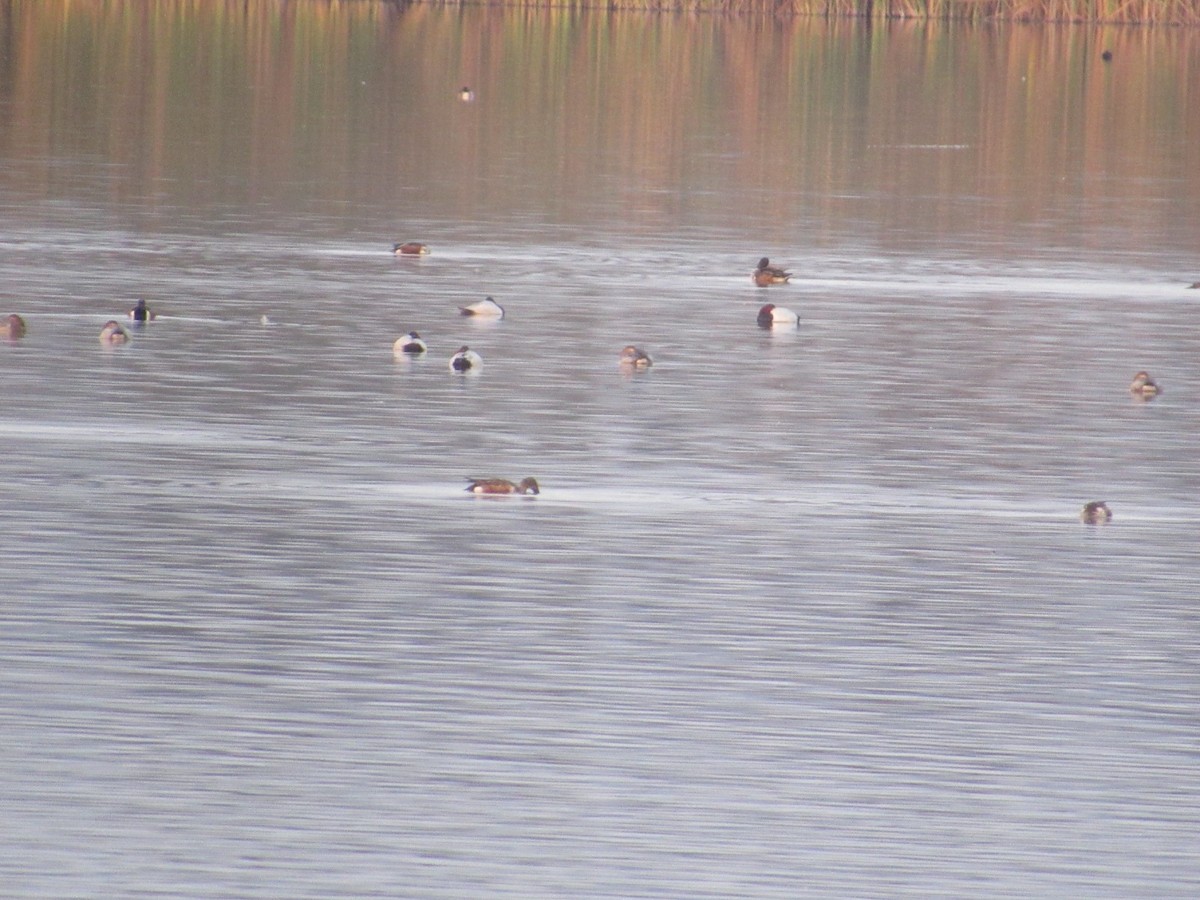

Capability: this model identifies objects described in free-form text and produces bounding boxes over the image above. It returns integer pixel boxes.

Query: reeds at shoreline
[429,0,1200,25]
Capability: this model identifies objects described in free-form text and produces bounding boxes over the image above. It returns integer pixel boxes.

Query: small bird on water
[1129,371,1161,398]
[393,242,430,256]
[618,345,653,369]
[465,477,540,495]
[459,296,505,318]
[757,303,799,329]
[752,257,792,286]
[393,331,428,356]
[449,345,482,373]
[99,320,131,344]
[2,313,27,339]
[128,299,156,322]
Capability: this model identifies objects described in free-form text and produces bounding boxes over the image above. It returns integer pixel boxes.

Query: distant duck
[757,303,799,328]
[128,299,156,322]
[99,320,131,344]
[449,345,482,372]
[752,257,792,286]
[459,296,505,318]
[618,345,653,369]
[465,477,539,495]
[1101,50,1113,62]
[1188,281,1200,289]
[459,86,475,102]
[3,313,27,339]
[1080,501,1112,525]
[1129,371,1161,397]
[393,242,430,256]
[393,331,428,356]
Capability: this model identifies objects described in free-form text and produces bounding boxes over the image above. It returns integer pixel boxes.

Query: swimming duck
[459,296,505,318]
[3,314,27,339]
[128,299,156,322]
[459,87,475,102]
[1189,282,1199,289]
[757,303,799,328]
[393,331,428,355]
[465,477,540,495]
[393,242,430,256]
[1080,501,1112,525]
[99,320,131,344]
[619,345,653,369]
[752,257,792,286]
[1129,371,1161,397]
[449,346,482,372]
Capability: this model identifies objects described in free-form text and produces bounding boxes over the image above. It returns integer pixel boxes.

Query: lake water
[2,3,1198,897]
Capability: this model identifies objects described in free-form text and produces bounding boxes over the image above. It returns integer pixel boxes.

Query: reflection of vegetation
[456,0,1196,24]
[1,1,1196,238]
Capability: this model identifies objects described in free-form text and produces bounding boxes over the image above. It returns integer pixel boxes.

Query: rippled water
[2,6,1199,898]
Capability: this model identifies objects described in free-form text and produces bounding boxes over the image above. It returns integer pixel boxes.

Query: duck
[449,346,482,372]
[459,296,505,318]
[752,257,792,286]
[393,242,430,256]
[465,477,540,495]
[99,320,131,344]
[1189,282,1199,289]
[459,86,475,102]
[3,313,27,339]
[757,303,799,328]
[1129,371,1161,397]
[1080,501,1112,525]
[393,331,428,356]
[128,299,156,322]
[618,345,653,369]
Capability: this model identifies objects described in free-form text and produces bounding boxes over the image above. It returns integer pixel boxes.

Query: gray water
[1,6,1198,898]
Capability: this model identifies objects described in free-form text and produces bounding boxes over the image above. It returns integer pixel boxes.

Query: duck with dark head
[757,303,799,329]
[449,346,482,373]
[752,257,792,286]
[618,345,653,370]
[128,299,156,322]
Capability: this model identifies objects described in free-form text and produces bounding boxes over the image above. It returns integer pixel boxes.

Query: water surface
[1,4,1198,897]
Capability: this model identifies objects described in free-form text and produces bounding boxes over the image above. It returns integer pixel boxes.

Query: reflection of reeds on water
[4,0,1197,234]
[484,0,1194,24]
